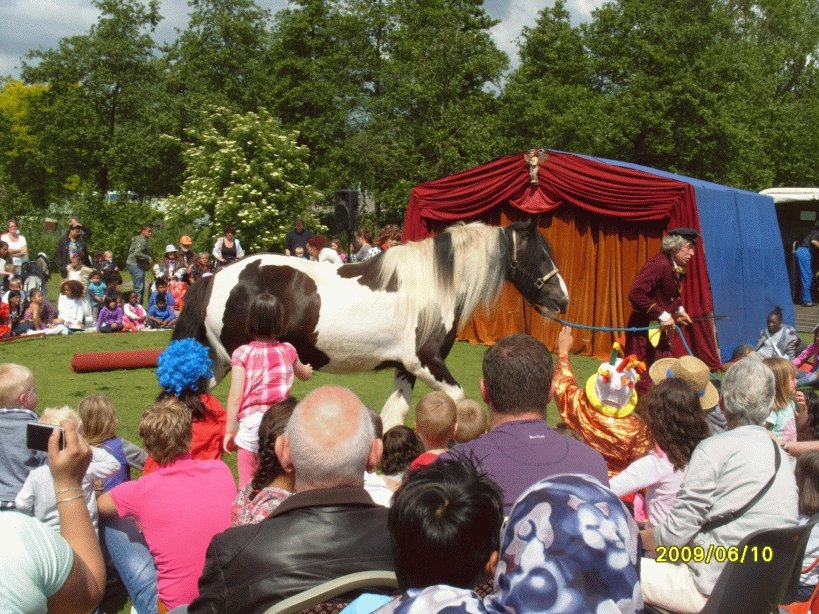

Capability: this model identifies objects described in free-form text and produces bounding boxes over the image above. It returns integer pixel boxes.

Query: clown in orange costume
[553,325,651,478]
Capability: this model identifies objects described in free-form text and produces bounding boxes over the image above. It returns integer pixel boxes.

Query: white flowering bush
[167,107,323,253]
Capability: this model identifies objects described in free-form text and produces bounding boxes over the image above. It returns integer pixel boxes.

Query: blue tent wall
[690,185,791,363]
[581,155,793,364]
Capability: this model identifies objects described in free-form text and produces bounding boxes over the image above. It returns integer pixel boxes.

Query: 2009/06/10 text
[656,544,773,564]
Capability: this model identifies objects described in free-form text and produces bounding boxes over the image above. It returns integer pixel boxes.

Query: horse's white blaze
[557,273,568,300]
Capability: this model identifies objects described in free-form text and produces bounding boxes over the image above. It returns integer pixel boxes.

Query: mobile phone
[26,422,65,452]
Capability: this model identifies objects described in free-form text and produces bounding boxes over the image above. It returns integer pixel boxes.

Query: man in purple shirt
[445,334,609,515]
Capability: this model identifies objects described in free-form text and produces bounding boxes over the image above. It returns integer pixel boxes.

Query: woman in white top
[610,378,710,528]
[1,219,28,274]
[306,235,342,264]
[212,225,244,268]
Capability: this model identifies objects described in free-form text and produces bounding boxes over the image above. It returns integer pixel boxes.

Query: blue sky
[0,0,604,79]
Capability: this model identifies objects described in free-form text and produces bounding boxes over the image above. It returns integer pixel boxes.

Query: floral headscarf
[486,473,643,614]
[373,585,488,614]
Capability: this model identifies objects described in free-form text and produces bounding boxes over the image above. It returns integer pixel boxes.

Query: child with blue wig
[143,338,226,473]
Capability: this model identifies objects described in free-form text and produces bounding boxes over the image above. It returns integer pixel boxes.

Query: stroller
[20,253,51,294]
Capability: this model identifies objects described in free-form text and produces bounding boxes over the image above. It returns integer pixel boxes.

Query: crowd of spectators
[0,216,402,340]
[3,318,818,613]
[4,215,819,613]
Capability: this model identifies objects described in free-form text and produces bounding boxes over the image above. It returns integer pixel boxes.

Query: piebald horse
[173,219,569,428]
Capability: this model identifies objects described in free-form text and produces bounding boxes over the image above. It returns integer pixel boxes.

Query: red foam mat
[71,349,163,373]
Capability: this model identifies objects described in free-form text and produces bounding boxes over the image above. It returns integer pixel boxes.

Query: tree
[164,0,274,115]
[349,0,509,219]
[581,0,819,190]
[267,0,377,194]
[167,106,323,253]
[0,80,45,209]
[21,0,171,199]
[497,0,608,155]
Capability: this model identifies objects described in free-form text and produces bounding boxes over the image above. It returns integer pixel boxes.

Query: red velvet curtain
[403,151,720,368]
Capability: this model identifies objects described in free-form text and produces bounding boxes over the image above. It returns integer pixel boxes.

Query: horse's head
[504,218,569,314]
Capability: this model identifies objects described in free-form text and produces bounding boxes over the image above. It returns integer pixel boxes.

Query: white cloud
[487,0,604,70]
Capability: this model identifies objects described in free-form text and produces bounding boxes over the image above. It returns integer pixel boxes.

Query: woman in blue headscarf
[486,473,643,614]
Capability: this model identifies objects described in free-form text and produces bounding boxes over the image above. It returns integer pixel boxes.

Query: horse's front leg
[379,360,465,431]
[380,367,416,431]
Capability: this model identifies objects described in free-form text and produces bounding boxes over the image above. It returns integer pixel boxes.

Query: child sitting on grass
[146,295,176,329]
[147,278,176,312]
[122,291,146,332]
[96,296,123,333]
[57,280,86,331]
[763,356,806,444]
[15,406,120,532]
[410,391,458,470]
[86,270,107,320]
[104,271,122,303]
[0,364,45,508]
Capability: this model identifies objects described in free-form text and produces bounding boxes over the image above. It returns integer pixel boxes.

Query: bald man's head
[278,386,379,490]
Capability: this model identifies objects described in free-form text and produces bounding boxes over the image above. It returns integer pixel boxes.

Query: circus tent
[402,150,792,369]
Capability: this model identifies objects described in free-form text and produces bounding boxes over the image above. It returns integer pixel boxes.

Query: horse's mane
[374,222,507,347]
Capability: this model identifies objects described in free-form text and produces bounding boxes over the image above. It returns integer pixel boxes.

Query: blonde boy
[15,406,120,531]
[454,399,489,444]
[0,364,44,508]
[411,392,457,469]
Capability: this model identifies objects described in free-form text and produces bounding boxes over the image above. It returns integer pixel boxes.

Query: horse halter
[509,228,560,290]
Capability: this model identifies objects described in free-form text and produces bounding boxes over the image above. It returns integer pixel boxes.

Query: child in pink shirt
[98,399,236,610]
[224,293,312,487]
[123,290,147,331]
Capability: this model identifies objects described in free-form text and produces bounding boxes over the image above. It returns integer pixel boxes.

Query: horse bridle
[509,228,561,290]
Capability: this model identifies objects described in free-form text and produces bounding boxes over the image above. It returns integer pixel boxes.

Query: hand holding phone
[49,420,91,491]
[27,422,65,452]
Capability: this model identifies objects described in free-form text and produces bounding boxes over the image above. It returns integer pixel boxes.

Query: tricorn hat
[649,355,719,410]
[666,227,699,243]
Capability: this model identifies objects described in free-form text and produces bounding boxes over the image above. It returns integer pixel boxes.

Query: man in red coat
[625,228,697,385]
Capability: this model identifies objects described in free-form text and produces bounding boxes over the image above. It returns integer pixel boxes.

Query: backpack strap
[701,438,782,533]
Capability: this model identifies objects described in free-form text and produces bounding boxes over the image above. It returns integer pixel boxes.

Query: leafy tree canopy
[166,106,324,253]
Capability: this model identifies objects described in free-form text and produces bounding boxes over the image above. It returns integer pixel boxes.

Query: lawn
[3,272,610,447]
[1,327,600,446]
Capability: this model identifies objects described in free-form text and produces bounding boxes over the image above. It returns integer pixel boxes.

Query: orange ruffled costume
[553,352,651,478]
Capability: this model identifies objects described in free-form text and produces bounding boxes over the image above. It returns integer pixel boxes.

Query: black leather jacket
[189,486,394,614]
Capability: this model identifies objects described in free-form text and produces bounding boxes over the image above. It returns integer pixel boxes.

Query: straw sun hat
[648,355,719,410]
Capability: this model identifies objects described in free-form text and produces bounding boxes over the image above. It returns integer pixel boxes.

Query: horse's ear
[529,215,541,234]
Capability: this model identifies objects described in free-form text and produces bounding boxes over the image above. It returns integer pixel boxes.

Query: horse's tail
[173,275,214,347]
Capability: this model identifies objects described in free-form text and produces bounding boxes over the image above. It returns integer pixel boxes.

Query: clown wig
[156,338,216,421]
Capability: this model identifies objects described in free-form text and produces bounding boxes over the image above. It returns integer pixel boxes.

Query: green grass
[14,271,600,440]
[2,329,599,440]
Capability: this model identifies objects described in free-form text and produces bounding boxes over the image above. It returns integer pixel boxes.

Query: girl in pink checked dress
[223,292,312,487]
